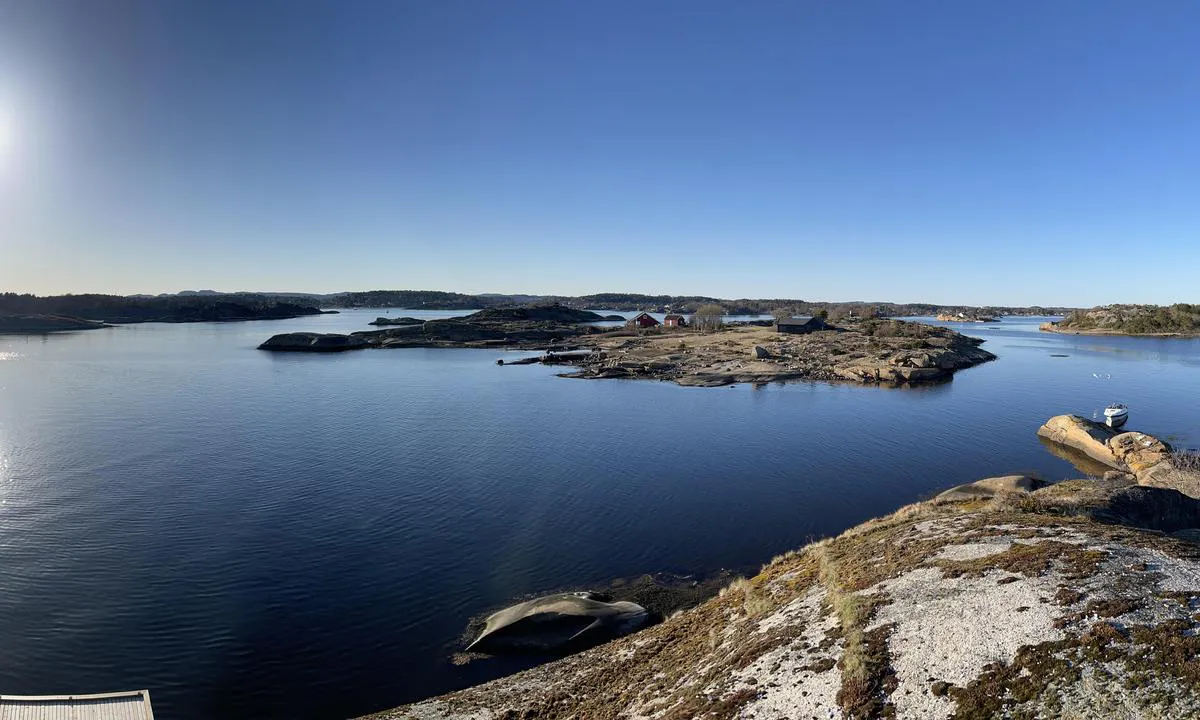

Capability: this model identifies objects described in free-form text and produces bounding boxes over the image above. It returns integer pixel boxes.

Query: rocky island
[368,316,425,326]
[259,305,614,352]
[365,416,1200,720]
[1041,303,1200,337]
[935,312,998,323]
[260,308,996,387]
[555,317,995,387]
[0,314,110,333]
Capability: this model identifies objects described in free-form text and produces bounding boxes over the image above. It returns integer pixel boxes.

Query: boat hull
[1105,411,1128,429]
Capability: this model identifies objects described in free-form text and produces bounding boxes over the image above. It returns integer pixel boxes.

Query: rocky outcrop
[1036,415,1125,468]
[1037,414,1200,499]
[935,313,998,322]
[368,317,423,326]
[257,332,369,352]
[934,474,1050,502]
[1022,478,1200,533]
[0,314,110,333]
[365,484,1200,720]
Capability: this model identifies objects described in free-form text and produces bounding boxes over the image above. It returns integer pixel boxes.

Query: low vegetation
[1051,304,1200,335]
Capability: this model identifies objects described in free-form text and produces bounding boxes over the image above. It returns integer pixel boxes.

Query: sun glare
[0,110,13,160]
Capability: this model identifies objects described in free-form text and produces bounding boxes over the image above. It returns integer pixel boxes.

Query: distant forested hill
[1049,304,1200,335]
[1,289,1076,321]
[0,293,323,323]
[326,290,487,309]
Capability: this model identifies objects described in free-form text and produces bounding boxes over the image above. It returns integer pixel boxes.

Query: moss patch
[949,617,1200,719]
[937,540,1107,581]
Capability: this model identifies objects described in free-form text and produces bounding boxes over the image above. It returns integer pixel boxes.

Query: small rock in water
[467,592,650,654]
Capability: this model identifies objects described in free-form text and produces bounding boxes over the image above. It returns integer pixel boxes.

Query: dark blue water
[0,312,1198,718]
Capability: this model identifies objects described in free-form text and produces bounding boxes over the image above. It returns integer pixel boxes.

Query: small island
[935,312,998,323]
[259,306,996,387]
[367,316,425,326]
[0,314,111,334]
[1041,303,1200,337]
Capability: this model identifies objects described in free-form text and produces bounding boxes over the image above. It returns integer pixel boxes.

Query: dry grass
[814,543,896,719]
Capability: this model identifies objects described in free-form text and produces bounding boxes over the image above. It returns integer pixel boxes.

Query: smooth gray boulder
[934,474,1050,503]
[467,592,650,653]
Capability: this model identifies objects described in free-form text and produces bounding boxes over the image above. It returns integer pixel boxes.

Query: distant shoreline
[1039,322,1200,338]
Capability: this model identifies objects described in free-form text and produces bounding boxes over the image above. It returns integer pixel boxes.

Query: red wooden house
[627,312,661,328]
[663,314,687,327]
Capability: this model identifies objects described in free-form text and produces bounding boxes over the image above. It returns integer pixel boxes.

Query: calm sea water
[1,311,1198,719]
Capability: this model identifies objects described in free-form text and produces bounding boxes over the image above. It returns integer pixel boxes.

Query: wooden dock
[0,691,154,719]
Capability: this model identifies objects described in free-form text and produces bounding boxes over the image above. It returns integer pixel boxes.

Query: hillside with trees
[1,289,1077,323]
[0,293,324,324]
[318,291,1074,318]
[1045,304,1200,335]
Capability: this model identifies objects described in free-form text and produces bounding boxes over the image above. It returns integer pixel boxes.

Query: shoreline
[1039,322,1200,338]
[367,416,1200,719]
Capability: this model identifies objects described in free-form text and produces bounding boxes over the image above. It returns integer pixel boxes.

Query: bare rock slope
[561,319,995,387]
[366,476,1200,720]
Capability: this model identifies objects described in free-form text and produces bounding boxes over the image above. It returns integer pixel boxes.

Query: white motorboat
[1104,403,1128,429]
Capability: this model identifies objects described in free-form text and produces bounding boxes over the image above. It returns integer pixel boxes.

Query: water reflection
[1036,436,1116,478]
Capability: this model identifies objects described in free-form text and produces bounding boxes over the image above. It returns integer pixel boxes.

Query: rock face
[364,485,1200,720]
[0,314,109,333]
[466,593,650,653]
[257,332,369,352]
[1036,415,1125,468]
[1037,414,1200,497]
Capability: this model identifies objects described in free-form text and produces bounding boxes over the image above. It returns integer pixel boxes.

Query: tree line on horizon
[1,289,1079,319]
[0,292,322,323]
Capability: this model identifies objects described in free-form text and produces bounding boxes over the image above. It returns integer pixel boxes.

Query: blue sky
[1,1,1198,305]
